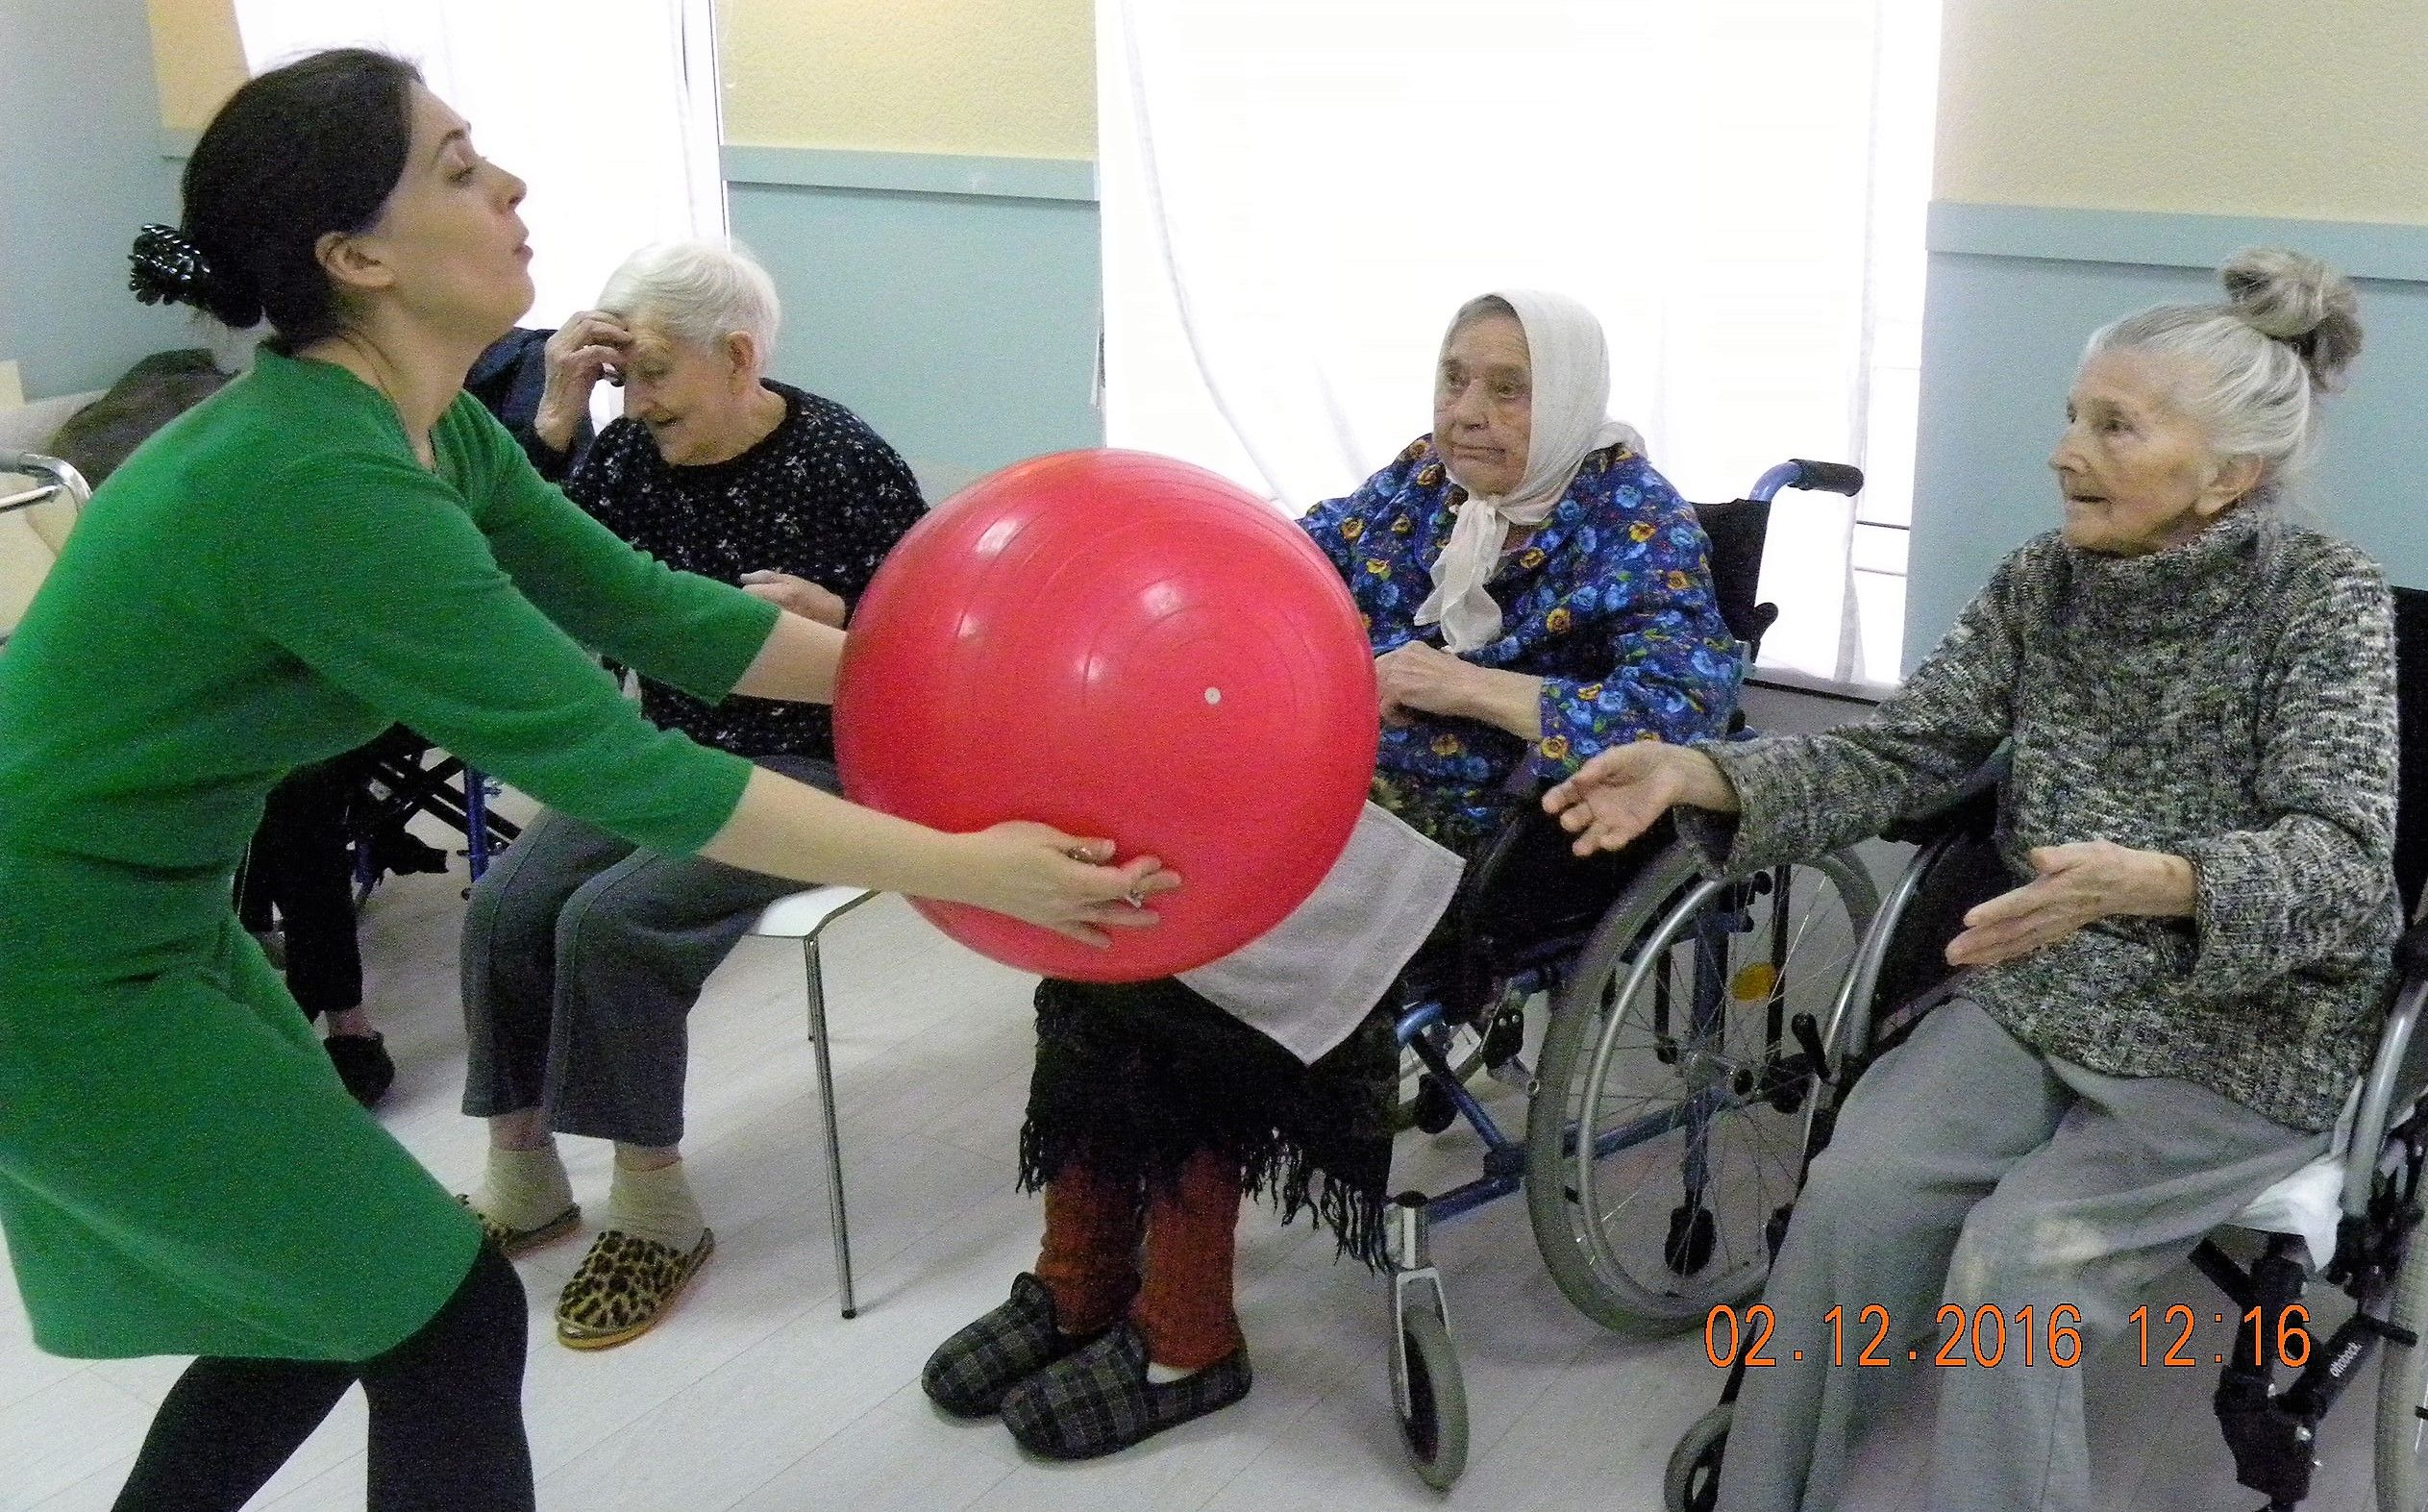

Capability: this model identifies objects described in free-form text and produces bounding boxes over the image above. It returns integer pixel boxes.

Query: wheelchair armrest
[2343,921,2428,1218]
[1427,797,1672,1020]
[1879,751,2010,846]
[2402,914,2428,978]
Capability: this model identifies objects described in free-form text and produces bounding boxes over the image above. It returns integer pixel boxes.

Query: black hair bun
[129,224,214,309]
[129,223,263,330]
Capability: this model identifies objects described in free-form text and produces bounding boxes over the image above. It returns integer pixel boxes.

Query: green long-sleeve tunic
[0,349,780,1360]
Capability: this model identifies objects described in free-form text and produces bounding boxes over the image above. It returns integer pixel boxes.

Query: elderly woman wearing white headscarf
[918,290,1742,1459]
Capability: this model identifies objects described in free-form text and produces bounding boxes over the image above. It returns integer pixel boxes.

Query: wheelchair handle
[1747,459,1866,505]
[0,450,91,515]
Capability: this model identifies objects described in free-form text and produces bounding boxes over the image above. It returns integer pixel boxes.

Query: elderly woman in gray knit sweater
[1547,248,2395,1512]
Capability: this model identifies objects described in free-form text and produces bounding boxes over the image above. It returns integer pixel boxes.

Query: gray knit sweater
[1690,509,2397,1131]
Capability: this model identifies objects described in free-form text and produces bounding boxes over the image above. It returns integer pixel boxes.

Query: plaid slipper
[456,1195,582,1258]
[556,1227,715,1351]
[999,1323,1251,1459]
[924,1273,1104,1419]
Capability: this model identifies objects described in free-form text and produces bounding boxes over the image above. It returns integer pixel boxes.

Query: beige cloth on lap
[1178,802,1465,1064]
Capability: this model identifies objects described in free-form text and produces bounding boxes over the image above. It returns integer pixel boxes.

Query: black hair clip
[129,224,213,309]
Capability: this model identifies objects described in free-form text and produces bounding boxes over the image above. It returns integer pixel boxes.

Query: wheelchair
[1374,459,1881,1487]
[1658,584,2428,1512]
[343,727,520,892]
[234,723,521,940]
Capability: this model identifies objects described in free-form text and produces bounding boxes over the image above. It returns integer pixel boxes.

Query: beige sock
[606,1159,706,1252]
[471,1142,574,1233]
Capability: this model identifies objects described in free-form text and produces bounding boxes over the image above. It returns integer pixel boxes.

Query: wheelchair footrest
[1478,1002,1526,1069]
[2215,1389,2319,1506]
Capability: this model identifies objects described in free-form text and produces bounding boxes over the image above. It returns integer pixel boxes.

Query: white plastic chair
[749,884,879,1318]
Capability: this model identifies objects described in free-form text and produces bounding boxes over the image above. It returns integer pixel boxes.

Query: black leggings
[111,1244,533,1512]
[235,752,364,1020]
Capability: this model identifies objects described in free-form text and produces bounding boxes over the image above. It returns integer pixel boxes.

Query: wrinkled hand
[534,310,630,453]
[959,823,1181,947]
[1543,742,1736,856]
[1375,642,1478,726]
[740,570,848,628]
[1944,840,2197,968]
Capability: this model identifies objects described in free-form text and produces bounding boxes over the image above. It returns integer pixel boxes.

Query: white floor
[0,771,2395,1510]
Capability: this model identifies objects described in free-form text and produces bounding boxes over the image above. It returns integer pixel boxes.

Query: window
[1099,0,1940,684]
[231,0,727,338]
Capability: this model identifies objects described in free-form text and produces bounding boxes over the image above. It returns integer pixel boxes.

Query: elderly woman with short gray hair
[1547,249,2397,1512]
[458,239,927,1350]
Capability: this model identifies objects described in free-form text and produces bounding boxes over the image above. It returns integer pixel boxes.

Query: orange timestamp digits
[1704,1303,2090,1368]
[2127,1303,2311,1369]
[1706,1301,2317,1370]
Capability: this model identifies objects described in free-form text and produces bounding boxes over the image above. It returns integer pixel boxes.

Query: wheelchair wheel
[2376,1202,2428,1510]
[1393,1303,1468,1490]
[1525,844,1877,1332]
[1664,1403,1732,1512]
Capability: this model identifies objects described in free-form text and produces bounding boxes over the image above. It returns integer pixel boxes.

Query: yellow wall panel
[149,1,2428,211]
[147,0,1094,157]
[146,0,246,131]
[1935,0,2428,223]
[715,0,1094,158]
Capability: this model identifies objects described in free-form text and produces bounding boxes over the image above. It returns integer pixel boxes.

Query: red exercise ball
[833,448,1379,981]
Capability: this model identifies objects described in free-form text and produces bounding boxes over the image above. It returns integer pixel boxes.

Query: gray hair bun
[2221,246,2362,393]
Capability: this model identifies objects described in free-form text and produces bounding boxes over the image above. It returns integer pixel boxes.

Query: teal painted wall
[0,0,190,400]
[106,139,1103,494]
[727,151,1102,498]
[1907,204,2428,670]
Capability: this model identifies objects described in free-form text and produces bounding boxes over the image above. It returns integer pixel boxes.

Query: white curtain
[230,0,727,333]
[1100,0,1938,683]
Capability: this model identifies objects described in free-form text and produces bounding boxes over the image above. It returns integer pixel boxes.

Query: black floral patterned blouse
[564,382,926,759]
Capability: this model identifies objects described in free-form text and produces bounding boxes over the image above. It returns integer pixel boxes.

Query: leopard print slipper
[456,1195,582,1258]
[555,1227,715,1351]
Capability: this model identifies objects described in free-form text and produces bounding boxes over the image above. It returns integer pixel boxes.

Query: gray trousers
[1718,998,2324,1512]
[458,756,840,1149]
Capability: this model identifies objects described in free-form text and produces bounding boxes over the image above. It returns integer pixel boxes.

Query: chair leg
[804,935,857,1319]
[463,767,493,882]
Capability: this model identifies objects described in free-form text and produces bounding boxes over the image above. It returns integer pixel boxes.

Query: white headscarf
[1413,289,1644,652]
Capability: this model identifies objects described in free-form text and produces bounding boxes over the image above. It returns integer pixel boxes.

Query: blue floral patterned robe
[1301,434,1743,853]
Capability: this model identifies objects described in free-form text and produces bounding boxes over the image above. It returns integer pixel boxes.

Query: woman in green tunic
[0,51,1172,1512]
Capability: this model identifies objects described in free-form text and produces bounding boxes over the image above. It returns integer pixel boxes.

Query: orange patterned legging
[1034,1152,1246,1372]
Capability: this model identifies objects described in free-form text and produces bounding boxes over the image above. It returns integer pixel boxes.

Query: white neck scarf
[1413,288,1643,652]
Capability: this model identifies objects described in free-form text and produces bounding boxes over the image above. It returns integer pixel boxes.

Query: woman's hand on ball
[963,824,1182,947]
